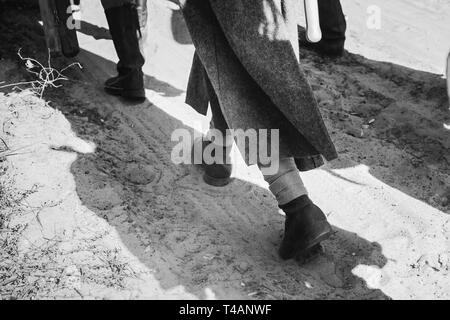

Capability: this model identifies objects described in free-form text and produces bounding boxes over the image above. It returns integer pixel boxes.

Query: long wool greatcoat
[180,0,338,171]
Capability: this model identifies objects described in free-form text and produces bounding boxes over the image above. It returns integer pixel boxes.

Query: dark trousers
[101,0,132,10]
[101,0,146,10]
[318,0,346,42]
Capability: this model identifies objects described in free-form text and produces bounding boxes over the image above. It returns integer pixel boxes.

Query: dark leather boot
[204,160,232,187]
[279,195,333,261]
[196,139,233,187]
[299,34,345,57]
[104,2,146,101]
[299,0,346,57]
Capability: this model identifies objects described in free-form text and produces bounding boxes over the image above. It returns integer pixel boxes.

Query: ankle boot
[204,139,233,187]
[279,195,333,260]
[299,31,345,57]
[204,160,232,187]
[194,139,233,187]
[104,3,146,101]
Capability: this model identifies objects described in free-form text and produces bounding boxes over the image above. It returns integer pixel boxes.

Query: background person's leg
[202,77,233,186]
[101,0,132,10]
[101,0,146,100]
[101,0,147,34]
[318,0,346,45]
[300,0,347,57]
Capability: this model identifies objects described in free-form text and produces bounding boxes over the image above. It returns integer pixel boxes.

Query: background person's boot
[279,195,333,261]
[104,2,146,101]
[299,0,346,57]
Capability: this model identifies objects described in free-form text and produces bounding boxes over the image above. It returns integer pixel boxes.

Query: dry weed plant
[0,51,137,299]
[0,48,81,98]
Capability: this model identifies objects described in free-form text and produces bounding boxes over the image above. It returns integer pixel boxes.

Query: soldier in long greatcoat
[180,0,338,260]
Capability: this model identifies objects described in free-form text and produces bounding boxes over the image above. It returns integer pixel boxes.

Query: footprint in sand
[123,163,158,185]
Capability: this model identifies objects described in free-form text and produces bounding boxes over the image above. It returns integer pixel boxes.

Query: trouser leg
[318,0,346,43]
[101,0,147,33]
[260,157,308,206]
[300,0,346,56]
[199,76,233,186]
[102,0,146,100]
[101,0,132,10]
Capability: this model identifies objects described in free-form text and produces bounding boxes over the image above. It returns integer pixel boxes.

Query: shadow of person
[44,45,387,299]
[60,18,448,297]
[79,21,112,40]
[169,3,192,45]
[54,9,389,296]
[64,89,390,299]
[75,48,184,98]
[162,0,193,45]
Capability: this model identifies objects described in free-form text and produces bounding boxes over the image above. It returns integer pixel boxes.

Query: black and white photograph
[0,0,449,304]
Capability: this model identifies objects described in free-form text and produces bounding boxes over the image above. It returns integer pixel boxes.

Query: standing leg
[318,0,346,45]
[300,0,347,57]
[202,77,233,187]
[259,158,332,260]
[101,0,147,101]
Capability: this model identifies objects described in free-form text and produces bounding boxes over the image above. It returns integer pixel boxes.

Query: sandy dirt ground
[0,0,450,299]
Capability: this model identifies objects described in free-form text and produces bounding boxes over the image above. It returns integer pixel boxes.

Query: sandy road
[1,0,449,299]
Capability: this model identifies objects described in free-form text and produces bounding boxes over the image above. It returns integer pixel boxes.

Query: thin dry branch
[0,49,82,98]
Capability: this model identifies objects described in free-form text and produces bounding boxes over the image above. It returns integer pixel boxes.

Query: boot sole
[203,173,232,187]
[104,86,146,101]
[279,224,333,261]
[299,39,345,58]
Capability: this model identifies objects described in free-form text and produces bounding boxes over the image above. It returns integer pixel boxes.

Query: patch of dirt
[302,50,450,213]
